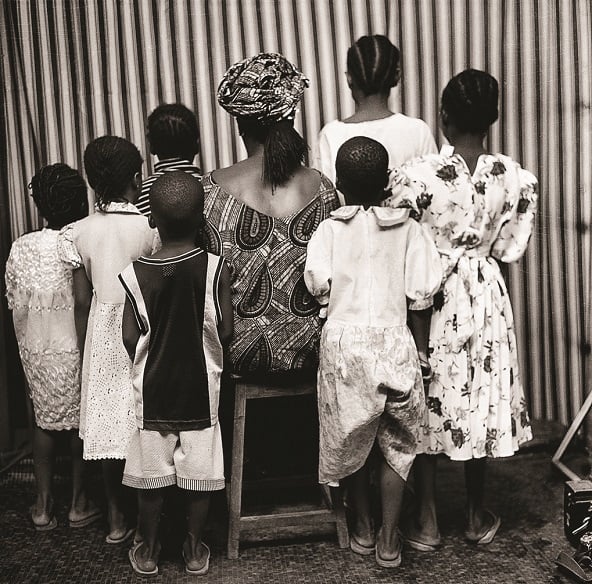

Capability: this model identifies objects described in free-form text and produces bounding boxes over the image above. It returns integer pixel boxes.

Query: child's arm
[217,261,233,347]
[122,297,141,360]
[73,267,93,355]
[407,307,431,366]
[304,221,333,317]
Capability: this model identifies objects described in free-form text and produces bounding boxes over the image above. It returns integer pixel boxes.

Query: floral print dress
[385,152,538,460]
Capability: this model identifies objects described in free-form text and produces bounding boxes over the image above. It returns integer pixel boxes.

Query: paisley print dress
[385,152,538,460]
[202,172,340,374]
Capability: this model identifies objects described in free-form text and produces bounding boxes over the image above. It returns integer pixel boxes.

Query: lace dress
[5,228,81,430]
[59,202,157,460]
[304,206,442,484]
[385,152,538,460]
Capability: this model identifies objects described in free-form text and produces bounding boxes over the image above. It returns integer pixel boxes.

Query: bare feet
[375,528,403,567]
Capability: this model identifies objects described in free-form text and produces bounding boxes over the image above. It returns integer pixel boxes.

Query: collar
[96,201,142,215]
[154,157,198,172]
[330,205,410,227]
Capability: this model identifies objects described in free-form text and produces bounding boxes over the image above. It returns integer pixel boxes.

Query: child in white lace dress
[59,137,157,543]
[304,137,442,568]
[5,164,100,531]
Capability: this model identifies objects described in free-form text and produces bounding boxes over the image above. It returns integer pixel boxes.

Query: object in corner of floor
[565,480,592,546]
[555,532,592,583]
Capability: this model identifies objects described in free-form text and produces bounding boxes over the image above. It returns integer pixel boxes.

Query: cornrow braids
[347,35,400,96]
[238,118,308,188]
[335,136,389,202]
[30,163,89,229]
[441,69,499,135]
[147,103,200,161]
[83,136,143,210]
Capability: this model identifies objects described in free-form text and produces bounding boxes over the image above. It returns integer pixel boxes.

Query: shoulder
[319,119,342,137]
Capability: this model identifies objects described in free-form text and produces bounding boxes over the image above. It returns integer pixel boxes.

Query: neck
[158,236,199,254]
[448,133,487,157]
[352,91,391,114]
[242,138,264,158]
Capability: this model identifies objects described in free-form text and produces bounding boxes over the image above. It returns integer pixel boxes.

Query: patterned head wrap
[217,53,309,124]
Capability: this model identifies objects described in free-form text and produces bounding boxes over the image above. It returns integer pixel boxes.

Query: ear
[133,172,142,190]
[148,214,156,229]
[393,66,401,87]
[345,72,353,88]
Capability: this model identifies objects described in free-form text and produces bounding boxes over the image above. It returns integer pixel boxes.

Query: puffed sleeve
[317,127,336,184]
[405,220,443,310]
[491,168,538,263]
[384,167,422,213]
[304,219,333,318]
[57,223,83,268]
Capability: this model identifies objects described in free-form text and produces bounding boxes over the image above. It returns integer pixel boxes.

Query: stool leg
[228,383,247,559]
[328,485,349,548]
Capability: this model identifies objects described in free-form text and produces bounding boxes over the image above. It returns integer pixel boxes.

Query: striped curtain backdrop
[1,0,591,426]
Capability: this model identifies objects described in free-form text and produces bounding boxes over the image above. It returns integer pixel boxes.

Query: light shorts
[122,422,225,491]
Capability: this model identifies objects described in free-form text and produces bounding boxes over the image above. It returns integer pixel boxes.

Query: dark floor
[0,432,586,584]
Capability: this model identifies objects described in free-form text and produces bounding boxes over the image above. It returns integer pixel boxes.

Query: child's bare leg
[134,488,164,568]
[377,458,404,560]
[345,464,374,546]
[31,426,56,524]
[68,431,99,520]
[183,491,211,569]
[464,458,494,538]
[408,454,440,543]
[102,459,127,537]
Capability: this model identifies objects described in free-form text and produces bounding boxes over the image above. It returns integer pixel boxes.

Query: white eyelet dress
[58,202,157,460]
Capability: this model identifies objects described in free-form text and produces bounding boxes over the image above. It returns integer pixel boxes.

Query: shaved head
[335,136,389,204]
[149,171,204,238]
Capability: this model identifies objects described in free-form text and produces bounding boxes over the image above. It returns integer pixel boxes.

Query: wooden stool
[227,374,349,559]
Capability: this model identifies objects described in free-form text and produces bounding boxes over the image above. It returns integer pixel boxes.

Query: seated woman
[203,52,340,375]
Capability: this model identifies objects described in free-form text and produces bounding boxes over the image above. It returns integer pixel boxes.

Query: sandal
[68,508,102,528]
[106,527,135,545]
[30,505,57,532]
[183,542,210,576]
[350,533,375,556]
[402,533,441,552]
[465,510,501,545]
[128,541,158,576]
[375,530,403,568]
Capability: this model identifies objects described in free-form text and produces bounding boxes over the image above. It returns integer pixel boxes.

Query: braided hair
[237,118,307,188]
[441,69,499,135]
[347,35,400,96]
[147,103,200,162]
[30,163,89,229]
[83,136,143,210]
[335,136,389,203]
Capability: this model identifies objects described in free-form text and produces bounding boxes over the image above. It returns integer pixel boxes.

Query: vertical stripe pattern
[1,0,592,426]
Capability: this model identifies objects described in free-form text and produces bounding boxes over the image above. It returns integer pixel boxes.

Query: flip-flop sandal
[350,533,376,556]
[106,527,135,545]
[128,541,158,576]
[32,515,58,532]
[183,542,210,576]
[375,529,403,568]
[465,510,501,545]
[555,550,592,583]
[402,533,441,552]
[375,543,402,568]
[68,509,102,528]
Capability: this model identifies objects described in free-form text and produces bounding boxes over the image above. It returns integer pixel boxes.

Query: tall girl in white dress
[316,35,437,185]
